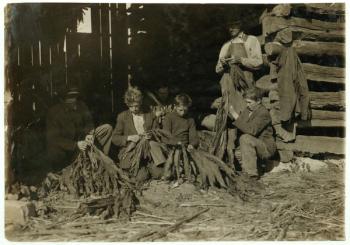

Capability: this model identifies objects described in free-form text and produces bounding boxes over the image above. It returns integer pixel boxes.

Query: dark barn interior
[5,3,270,184]
[5,3,345,185]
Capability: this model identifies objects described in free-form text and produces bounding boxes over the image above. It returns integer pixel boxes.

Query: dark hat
[227,19,242,29]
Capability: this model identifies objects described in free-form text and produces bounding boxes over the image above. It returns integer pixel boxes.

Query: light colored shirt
[216,32,263,73]
[132,114,145,135]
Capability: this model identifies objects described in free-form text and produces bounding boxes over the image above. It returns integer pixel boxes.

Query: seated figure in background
[144,83,174,126]
[46,85,113,172]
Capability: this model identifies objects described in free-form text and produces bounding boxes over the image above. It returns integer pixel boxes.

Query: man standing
[46,85,113,172]
[229,87,276,179]
[211,20,263,162]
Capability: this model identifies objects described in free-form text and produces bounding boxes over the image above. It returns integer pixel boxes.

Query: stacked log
[260,3,345,155]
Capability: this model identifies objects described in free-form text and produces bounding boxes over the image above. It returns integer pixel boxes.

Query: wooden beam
[311,110,344,120]
[262,92,345,112]
[260,61,344,84]
[297,110,345,128]
[293,40,344,57]
[297,119,344,128]
[277,135,344,155]
[293,3,345,16]
[303,63,344,84]
[262,16,344,37]
[276,27,344,42]
[309,91,345,111]
[264,41,345,57]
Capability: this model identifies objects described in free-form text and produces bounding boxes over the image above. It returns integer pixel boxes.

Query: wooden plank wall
[6,3,130,177]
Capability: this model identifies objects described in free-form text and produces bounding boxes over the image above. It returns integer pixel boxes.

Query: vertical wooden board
[38,40,51,97]
[112,3,129,113]
[100,4,111,86]
[109,3,117,114]
[98,4,113,121]
[17,43,34,127]
[65,33,80,88]
[30,43,41,117]
[90,4,100,34]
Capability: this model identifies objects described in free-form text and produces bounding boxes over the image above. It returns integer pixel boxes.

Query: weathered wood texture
[262,16,344,37]
[309,91,344,111]
[258,63,344,84]
[303,63,344,84]
[297,119,344,128]
[264,41,344,57]
[293,3,345,16]
[276,27,344,43]
[277,135,344,155]
[297,110,344,128]
[311,110,344,120]
[293,40,344,57]
[268,3,345,17]
[260,89,345,110]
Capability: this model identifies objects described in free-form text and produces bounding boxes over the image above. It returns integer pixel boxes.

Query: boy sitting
[162,93,199,151]
[161,94,199,184]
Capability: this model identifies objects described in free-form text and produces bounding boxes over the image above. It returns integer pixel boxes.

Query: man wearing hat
[46,85,113,172]
[215,19,263,82]
[210,19,263,164]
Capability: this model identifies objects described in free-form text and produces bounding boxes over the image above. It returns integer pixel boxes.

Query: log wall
[260,3,345,155]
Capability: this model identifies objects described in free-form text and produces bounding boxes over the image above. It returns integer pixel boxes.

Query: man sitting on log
[111,86,166,183]
[229,87,276,179]
[46,84,113,172]
[210,19,263,165]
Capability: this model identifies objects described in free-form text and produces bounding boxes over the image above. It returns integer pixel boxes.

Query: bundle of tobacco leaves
[76,188,139,220]
[210,95,229,160]
[60,145,139,219]
[162,144,238,191]
[69,145,135,197]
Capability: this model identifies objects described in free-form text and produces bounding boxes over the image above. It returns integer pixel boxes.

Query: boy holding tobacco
[162,93,199,150]
[161,94,199,184]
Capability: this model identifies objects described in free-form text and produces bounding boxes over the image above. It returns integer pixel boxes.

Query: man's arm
[188,118,199,147]
[215,42,231,74]
[241,35,263,70]
[46,110,77,151]
[111,113,128,147]
[233,108,271,137]
[80,102,94,135]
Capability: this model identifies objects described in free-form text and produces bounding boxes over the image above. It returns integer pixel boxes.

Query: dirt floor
[5,156,344,242]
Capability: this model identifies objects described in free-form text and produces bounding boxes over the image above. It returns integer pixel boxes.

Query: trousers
[236,134,273,176]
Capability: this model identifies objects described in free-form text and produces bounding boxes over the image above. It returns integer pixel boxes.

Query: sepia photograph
[3,1,346,242]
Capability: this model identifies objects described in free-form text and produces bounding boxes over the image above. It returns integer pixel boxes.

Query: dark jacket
[46,101,94,171]
[276,47,311,121]
[111,110,159,148]
[162,112,199,147]
[46,101,94,153]
[233,104,276,155]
